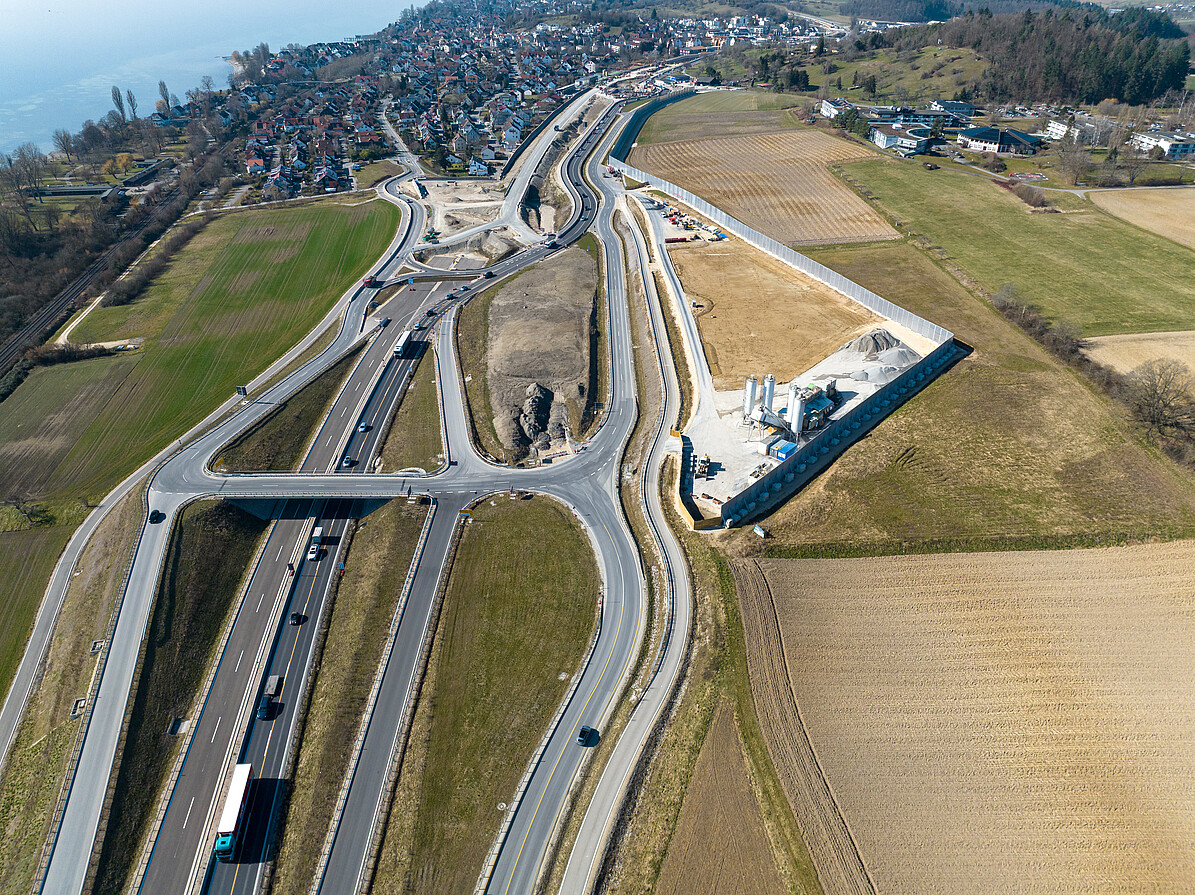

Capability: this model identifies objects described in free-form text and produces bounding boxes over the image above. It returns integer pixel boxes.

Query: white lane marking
[211,716,222,743]
[275,544,283,562]
[234,650,244,672]
[183,797,195,829]
[256,593,266,612]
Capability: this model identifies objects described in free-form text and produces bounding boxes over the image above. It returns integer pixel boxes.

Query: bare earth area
[655,701,786,895]
[422,178,506,236]
[1090,188,1195,250]
[487,246,597,454]
[668,236,881,388]
[629,129,897,246]
[736,542,1195,895]
[1085,330,1195,375]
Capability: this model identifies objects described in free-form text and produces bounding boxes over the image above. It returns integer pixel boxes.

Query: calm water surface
[0,0,411,153]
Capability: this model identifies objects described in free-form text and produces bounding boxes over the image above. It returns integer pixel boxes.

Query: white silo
[742,375,758,416]
[786,381,802,425]
[790,389,806,434]
[761,374,776,412]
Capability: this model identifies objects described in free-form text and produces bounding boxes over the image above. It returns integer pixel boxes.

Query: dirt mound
[487,247,597,458]
[845,328,899,356]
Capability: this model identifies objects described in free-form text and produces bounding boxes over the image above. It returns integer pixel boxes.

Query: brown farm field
[1085,330,1195,376]
[667,236,880,388]
[629,128,897,247]
[736,543,1195,895]
[1089,187,1195,250]
[655,702,786,895]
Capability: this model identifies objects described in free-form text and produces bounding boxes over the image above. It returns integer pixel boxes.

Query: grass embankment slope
[844,159,1195,335]
[213,345,365,472]
[0,198,396,704]
[270,499,428,894]
[92,500,268,892]
[379,351,444,472]
[720,238,1195,556]
[374,497,598,893]
[0,490,142,894]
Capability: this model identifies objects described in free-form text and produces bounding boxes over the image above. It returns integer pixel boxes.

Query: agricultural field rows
[1089,187,1195,251]
[737,544,1195,895]
[630,129,897,246]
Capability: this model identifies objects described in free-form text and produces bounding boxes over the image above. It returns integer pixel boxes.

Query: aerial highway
[30,80,695,895]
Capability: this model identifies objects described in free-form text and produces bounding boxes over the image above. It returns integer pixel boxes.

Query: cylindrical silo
[761,374,776,412]
[791,393,806,434]
[786,381,802,423]
[742,375,758,416]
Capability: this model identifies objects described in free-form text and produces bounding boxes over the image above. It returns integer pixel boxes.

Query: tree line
[882,7,1189,104]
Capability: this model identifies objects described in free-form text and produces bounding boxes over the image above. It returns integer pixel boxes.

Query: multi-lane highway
[138,273,458,895]
[30,81,695,895]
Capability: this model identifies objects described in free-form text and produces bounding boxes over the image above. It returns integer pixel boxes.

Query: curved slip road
[33,82,698,895]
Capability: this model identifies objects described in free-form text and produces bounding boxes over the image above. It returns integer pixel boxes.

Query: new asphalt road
[34,80,694,895]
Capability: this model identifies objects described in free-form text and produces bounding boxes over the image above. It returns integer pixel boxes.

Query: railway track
[0,187,180,375]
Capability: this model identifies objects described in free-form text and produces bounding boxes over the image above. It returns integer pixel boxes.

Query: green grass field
[379,351,444,472]
[635,90,804,145]
[356,160,406,188]
[719,239,1195,557]
[270,499,427,895]
[844,158,1195,335]
[213,345,365,472]
[401,497,598,894]
[4,198,398,504]
[0,526,73,697]
[92,500,268,892]
[828,46,986,104]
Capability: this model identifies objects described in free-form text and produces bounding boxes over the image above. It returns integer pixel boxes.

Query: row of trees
[991,284,1195,466]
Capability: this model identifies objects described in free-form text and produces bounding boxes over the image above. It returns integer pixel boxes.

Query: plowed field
[1085,330,1195,375]
[736,543,1195,895]
[655,702,786,895]
[1090,188,1195,250]
[629,130,897,246]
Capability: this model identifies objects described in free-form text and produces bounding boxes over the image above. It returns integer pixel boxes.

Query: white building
[869,123,930,154]
[819,97,852,120]
[1128,131,1195,160]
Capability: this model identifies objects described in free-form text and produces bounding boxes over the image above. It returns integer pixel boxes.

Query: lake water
[0,0,413,154]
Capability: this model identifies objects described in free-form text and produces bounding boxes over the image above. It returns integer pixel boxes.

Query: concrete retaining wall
[616,161,953,346]
[607,90,695,163]
[720,339,960,526]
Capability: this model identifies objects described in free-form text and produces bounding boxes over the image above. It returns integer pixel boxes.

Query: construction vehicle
[696,454,710,477]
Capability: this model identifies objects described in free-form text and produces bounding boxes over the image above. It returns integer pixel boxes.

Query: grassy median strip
[378,351,444,473]
[455,283,507,462]
[376,496,598,894]
[213,344,365,472]
[91,500,269,893]
[0,489,143,894]
[269,499,428,894]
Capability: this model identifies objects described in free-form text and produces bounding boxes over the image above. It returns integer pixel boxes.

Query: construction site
[633,191,951,528]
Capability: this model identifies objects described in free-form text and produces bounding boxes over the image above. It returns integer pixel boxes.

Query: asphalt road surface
[35,78,695,895]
